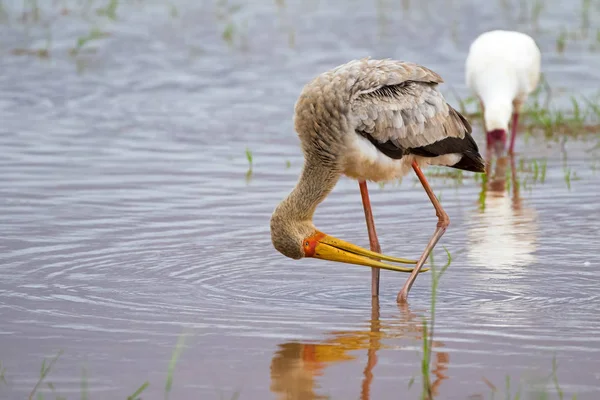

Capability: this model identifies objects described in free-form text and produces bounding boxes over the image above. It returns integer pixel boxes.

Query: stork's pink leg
[397,161,449,303]
[359,180,381,297]
[508,111,519,154]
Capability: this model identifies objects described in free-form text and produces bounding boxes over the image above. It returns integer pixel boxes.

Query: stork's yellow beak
[304,232,428,274]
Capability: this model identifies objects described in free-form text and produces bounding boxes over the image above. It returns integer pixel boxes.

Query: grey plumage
[271,58,485,302]
[355,81,472,148]
[355,84,470,150]
[293,57,483,181]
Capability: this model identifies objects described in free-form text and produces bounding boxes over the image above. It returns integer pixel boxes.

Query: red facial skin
[303,231,326,257]
[487,129,506,143]
[487,129,507,155]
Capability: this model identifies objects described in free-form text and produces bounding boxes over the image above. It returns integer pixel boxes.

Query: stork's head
[483,100,512,156]
[487,128,507,156]
[270,58,432,275]
[270,202,425,274]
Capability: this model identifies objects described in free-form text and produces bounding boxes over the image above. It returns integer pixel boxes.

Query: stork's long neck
[275,157,340,222]
[477,66,519,132]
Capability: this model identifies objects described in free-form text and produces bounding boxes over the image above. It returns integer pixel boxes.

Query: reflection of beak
[306,232,428,274]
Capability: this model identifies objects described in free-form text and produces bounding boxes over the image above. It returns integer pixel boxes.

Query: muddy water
[1,0,600,399]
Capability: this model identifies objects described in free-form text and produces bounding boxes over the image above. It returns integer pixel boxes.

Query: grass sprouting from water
[564,167,573,190]
[556,29,567,53]
[245,148,253,167]
[9,333,194,400]
[532,159,540,181]
[165,333,187,399]
[81,366,88,400]
[0,361,7,385]
[245,148,253,181]
[96,0,119,20]
[552,356,564,400]
[29,350,64,400]
[520,88,600,138]
[23,0,40,22]
[168,2,179,18]
[216,0,245,47]
[11,24,52,58]
[222,22,235,44]
[581,0,591,36]
[478,168,488,212]
[274,0,295,48]
[419,247,452,400]
[560,152,581,190]
[531,0,544,30]
[70,27,109,55]
[540,159,548,183]
[581,95,600,118]
[127,381,150,400]
[479,353,576,400]
[0,1,7,22]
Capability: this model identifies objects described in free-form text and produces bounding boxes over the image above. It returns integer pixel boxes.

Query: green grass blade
[127,381,149,400]
[165,333,188,399]
[81,365,88,400]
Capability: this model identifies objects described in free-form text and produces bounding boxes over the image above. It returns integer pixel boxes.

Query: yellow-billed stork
[270,58,485,303]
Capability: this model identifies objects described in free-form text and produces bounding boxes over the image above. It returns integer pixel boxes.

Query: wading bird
[465,30,541,154]
[270,58,485,303]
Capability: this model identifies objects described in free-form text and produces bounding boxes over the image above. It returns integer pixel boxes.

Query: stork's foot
[396,221,448,303]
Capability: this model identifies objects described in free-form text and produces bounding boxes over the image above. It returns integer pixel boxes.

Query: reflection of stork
[269,301,449,400]
[467,153,539,270]
[466,30,541,154]
[270,58,485,302]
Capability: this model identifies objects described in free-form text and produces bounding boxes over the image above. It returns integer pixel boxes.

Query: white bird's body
[465,30,541,153]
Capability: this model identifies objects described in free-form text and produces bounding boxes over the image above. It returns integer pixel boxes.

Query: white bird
[465,30,541,154]
[270,58,485,303]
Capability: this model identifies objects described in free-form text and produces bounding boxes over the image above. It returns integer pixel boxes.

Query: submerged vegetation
[245,147,253,181]
[9,335,189,400]
[417,248,452,400]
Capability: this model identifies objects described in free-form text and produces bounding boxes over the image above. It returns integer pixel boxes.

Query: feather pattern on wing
[352,79,472,151]
[293,58,484,178]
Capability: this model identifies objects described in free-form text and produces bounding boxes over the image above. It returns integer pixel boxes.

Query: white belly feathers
[342,133,463,182]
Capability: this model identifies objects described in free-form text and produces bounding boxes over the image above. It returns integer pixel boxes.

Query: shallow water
[1,0,600,399]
